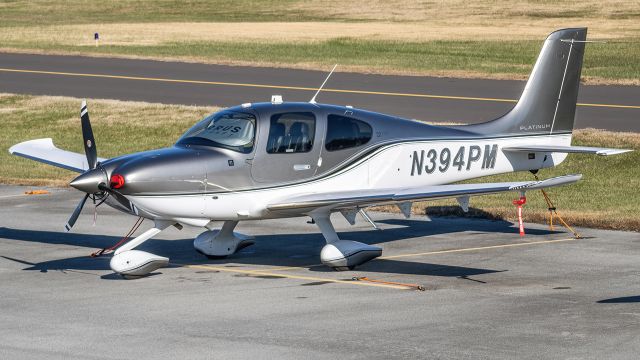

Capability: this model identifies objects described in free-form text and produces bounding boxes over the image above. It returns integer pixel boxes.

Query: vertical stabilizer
[469,28,587,135]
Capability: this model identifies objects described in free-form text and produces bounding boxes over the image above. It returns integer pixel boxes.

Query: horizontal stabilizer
[502,145,632,156]
[9,138,107,173]
[267,174,582,214]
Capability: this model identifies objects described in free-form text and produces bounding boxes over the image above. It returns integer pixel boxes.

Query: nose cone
[70,168,106,193]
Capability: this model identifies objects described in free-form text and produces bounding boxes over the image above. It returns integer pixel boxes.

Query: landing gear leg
[194,220,255,259]
[110,220,174,277]
[312,212,382,271]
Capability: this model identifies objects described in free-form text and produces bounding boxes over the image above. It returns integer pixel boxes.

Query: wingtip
[558,173,583,182]
[9,138,54,154]
[596,149,633,156]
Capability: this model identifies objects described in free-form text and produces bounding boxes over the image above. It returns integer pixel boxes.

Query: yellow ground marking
[239,237,580,274]
[1,68,639,110]
[179,237,579,289]
[243,265,313,273]
[183,264,409,290]
[379,237,578,260]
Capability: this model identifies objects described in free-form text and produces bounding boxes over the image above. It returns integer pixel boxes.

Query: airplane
[8,28,632,277]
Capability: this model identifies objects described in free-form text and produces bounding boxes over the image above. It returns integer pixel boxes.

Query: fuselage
[96,102,570,225]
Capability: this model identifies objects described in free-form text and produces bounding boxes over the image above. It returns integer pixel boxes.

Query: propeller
[98,182,125,198]
[65,193,90,231]
[65,100,107,232]
[80,100,98,170]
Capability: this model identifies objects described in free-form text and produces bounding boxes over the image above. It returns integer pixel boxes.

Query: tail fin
[470,28,587,135]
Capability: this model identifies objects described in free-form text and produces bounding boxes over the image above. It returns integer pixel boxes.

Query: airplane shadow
[0,216,557,279]
[597,296,640,304]
[355,217,558,245]
[0,214,558,249]
[1,254,110,273]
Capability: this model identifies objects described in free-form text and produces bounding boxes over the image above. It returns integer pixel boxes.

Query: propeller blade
[65,193,90,232]
[80,100,98,170]
[98,183,134,212]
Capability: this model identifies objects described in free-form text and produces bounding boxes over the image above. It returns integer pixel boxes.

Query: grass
[1,0,639,26]
[0,0,320,26]
[1,94,638,231]
[0,94,216,186]
[3,38,639,84]
[0,1,639,83]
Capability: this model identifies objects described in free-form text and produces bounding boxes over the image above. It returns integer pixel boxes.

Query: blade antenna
[309,64,338,104]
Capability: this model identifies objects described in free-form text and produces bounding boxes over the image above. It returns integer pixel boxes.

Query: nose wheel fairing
[194,220,255,258]
[108,220,174,277]
[110,250,169,277]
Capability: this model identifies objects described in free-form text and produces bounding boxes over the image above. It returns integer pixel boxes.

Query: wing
[9,138,107,173]
[502,145,632,156]
[267,174,582,215]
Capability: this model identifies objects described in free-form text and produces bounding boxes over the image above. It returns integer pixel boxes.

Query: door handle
[293,164,311,171]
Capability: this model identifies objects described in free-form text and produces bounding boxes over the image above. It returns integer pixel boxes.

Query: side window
[267,112,316,153]
[325,114,373,151]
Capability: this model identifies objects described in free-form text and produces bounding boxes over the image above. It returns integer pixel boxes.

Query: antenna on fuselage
[309,64,338,104]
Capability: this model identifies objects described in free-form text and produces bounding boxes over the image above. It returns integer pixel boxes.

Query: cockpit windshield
[176,111,256,153]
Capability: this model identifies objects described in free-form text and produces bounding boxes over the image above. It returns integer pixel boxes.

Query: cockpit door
[251,111,324,184]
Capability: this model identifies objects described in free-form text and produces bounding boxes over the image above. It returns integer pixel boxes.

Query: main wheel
[332,266,356,271]
[195,248,229,260]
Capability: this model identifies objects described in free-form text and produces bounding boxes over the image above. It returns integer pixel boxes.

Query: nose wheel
[109,220,174,278]
[194,220,255,258]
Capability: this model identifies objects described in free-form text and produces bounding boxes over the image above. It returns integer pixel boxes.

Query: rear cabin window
[267,112,316,153]
[325,115,373,151]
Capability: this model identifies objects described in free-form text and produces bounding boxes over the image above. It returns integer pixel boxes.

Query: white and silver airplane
[9,28,632,277]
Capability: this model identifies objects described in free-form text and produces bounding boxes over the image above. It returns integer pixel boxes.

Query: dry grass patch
[1,19,638,47]
[2,22,474,45]
[2,0,639,26]
[573,128,640,148]
[294,0,640,24]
